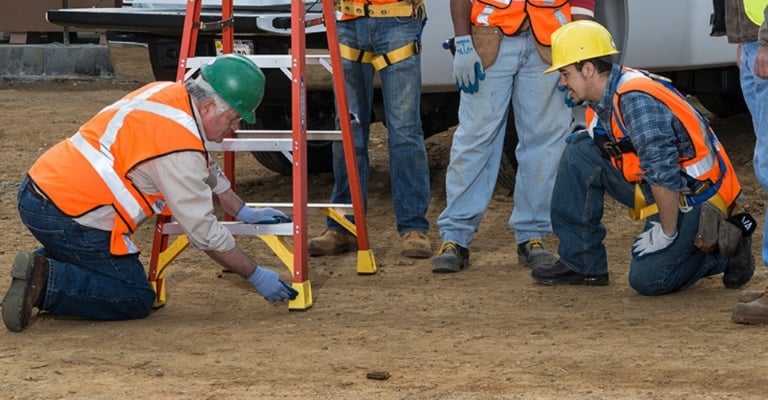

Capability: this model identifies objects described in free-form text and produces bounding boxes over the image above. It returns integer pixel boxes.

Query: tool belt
[339,41,420,71]
[628,183,753,257]
[335,0,421,18]
[470,25,503,69]
[628,183,729,221]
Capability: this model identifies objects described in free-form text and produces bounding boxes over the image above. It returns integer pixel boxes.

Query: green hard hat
[200,54,264,124]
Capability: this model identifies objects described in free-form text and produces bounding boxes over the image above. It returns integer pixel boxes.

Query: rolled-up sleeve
[130,152,236,252]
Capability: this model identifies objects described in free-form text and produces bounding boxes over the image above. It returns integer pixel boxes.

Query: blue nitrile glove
[247,266,299,302]
[236,206,291,224]
[452,35,485,94]
[632,221,678,257]
[557,85,578,108]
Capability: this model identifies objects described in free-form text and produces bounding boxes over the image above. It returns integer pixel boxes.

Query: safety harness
[336,1,425,71]
[591,70,735,219]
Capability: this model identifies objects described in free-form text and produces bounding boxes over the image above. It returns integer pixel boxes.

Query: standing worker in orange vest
[2,54,298,332]
[432,0,595,273]
[532,20,755,294]
[308,0,433,258]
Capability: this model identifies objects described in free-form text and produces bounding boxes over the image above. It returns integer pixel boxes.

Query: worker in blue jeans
[309,0,432,259]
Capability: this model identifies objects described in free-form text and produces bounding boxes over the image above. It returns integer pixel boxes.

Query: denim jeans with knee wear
[552,132,730,295]
[17,176,156,320]
[327,12,430,235]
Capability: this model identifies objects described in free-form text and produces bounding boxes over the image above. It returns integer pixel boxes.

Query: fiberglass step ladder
[146,0,377,311]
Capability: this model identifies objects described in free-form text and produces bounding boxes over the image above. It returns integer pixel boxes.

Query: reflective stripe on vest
[471,0,571,44]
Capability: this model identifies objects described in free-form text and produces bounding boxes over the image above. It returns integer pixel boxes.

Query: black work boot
[2,251,49,332]
[532,260,609,286]
[722,236,755,289]
[431,242,469,273]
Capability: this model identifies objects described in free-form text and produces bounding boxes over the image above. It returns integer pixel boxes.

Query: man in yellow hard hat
[531,20,754,295]
[2,54,297,332]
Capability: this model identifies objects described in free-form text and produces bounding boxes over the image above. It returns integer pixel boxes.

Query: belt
[26,180,48,202]
[628,184,729,220]
[336,1,420,18]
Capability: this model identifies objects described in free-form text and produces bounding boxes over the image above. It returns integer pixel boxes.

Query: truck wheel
[696,94,748,118]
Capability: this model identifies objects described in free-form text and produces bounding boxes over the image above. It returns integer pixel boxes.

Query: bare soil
[0,44,767,400]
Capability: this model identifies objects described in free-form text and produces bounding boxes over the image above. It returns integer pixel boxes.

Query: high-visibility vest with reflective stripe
[471,0,571,45]
[584,69,741,208]
[29,82,206,255]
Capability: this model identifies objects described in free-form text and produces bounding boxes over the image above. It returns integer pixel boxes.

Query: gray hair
[185,74,233,115]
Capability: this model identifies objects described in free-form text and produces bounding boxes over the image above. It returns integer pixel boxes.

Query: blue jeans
[17,176,156,320]
[437,32,571,247]
[328,12,430,235]
[740,41,768,266]
[552,132,730,295]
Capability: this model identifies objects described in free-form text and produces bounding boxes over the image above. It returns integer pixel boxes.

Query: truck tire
[696,93,748,118]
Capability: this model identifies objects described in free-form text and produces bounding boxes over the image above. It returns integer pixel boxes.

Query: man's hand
[755,45,768,79]
[452,35,485,94]
[236,206,291,224]
[247,266,299,302]
[632,221,678,257]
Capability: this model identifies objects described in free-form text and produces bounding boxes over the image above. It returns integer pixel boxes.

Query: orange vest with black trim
[28,82,207,255]
[584,69,741,208]
[471,0,572,45]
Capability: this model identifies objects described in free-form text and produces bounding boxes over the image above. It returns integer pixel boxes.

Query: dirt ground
[1,44,768,400]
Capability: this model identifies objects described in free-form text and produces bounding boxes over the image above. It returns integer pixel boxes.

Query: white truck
[46,0,744,188]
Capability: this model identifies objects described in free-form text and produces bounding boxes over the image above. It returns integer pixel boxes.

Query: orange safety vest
[584,69,741,210]
[471,0,571,45]
[28,82,207,255]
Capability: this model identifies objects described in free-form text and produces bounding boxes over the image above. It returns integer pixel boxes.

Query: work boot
[731,294,768,324]
[2,251,49,332]
[431,242,469,273]
[532,260,609,286]
[722,236,755,289]
[401,231,432,259]
[308,230,357,256]
[737,290,764,303]
[517,238,556,269]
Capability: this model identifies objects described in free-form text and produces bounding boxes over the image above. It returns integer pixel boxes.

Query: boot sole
[2,251,34,332]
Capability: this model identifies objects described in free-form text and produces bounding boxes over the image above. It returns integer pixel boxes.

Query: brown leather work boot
[2,251,49,332]
[401,231,432,259]
[308,230,357,256]
[731,292,768,324]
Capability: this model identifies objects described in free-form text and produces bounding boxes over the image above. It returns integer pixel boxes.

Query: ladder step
[185,54,330,71]
[162,221,293,236]
[236,130,342,141]
[206,138,293,152]
[245,202,353,213]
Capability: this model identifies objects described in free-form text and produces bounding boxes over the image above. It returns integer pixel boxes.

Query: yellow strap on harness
[339,41,420,71]
[336,0,421,18]
[628,183,729,220]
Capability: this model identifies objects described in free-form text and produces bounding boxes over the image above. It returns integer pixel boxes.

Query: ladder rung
[206,138,293,152]
[185,54,330,71]
[244,203,353,213]
[162,221,293,236]
[236,130,342,141]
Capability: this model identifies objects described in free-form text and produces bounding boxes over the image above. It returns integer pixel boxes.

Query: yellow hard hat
[543,20,620,74]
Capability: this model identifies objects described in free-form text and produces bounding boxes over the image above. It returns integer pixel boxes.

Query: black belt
[26,180,48,202]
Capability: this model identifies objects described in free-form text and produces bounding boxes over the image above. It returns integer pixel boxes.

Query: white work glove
[452,35,485,94]
[236,206,291,224]
[632,221,678,257]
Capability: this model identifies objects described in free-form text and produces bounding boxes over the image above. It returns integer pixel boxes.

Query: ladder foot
[288,280,313,310]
